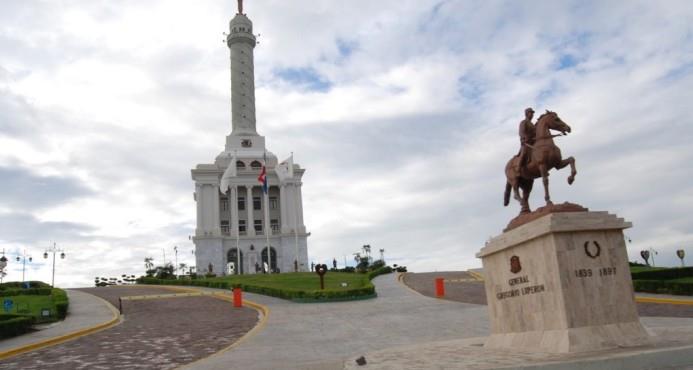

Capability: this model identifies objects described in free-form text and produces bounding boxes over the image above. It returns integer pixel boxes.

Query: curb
[397,272,439,299]
[468,270,485,281]
[0,293,121,360]
[635,296,693,306]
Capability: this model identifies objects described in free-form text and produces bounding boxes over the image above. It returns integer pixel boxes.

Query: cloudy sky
[1,0,692,287]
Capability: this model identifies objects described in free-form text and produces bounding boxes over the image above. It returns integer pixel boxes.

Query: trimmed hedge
[367,266,393,280]
[137,276,377,302]
[631,267,693,281]
[0,287,53,298]
[0,281,51,289]
[0,314,34,339]
[52,288,69,319]
[633,280,693,296]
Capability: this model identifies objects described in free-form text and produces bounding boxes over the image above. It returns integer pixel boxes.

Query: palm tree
[179,263,188,275]
[144,257,154,271]
[362,245,371,263]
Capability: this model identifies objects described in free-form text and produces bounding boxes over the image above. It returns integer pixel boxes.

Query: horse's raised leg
[558,156,577,185]
[539,164,553,206]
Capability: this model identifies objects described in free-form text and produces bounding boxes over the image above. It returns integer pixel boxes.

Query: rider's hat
[525,107,535,114]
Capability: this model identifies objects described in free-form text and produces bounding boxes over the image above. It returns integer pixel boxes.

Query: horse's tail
[503,181,511,206]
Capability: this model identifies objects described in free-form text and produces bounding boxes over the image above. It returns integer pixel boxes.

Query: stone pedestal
[476,211,650,353]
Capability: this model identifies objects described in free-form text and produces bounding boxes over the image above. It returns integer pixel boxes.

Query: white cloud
[1,0,692,286]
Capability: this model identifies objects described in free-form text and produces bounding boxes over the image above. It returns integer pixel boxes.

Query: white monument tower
[191,0,309,275]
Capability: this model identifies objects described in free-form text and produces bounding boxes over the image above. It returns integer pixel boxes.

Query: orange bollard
[435,278,445,298]
[233,287,243,307]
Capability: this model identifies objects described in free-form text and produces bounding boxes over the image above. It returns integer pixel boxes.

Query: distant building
[191,4,308,275]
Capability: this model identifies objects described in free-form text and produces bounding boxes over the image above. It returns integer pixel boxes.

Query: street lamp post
[16,250,32,283]
[0,249,8,284]
[43,243,66,288]
[649,247,658,267]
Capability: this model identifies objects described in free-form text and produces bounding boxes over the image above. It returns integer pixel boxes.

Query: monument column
[230,185,239,237]
[279,184,289,233]
[246,185,255,236]
[297,182,305,233]
[227,0,257,135]
[211,184,221,235]
[195,183,203,234]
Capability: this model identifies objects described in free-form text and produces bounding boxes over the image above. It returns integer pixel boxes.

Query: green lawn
[2,295,59,323]
[203,272,370,291]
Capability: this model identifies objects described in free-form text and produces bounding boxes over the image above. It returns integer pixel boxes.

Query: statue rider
[517,107,536,171]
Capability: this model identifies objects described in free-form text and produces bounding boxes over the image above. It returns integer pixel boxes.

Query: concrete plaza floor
[3,273,693,369]
[181,273,490,370]
[185,273,693,370]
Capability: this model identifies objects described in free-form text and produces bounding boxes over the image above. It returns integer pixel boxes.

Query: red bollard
[233,287,242,307]
[435,278,445,298]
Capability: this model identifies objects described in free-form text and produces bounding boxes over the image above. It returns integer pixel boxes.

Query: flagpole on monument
[262,150,271,274]
[234,151,240,275]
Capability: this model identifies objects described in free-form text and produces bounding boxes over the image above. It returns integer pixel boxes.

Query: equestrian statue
[504,108,577,214]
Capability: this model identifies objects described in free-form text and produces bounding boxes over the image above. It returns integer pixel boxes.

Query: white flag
[220,155,237,194]
[276,154,294,182]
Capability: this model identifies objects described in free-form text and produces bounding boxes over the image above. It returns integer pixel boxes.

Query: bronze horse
[504,110,577,213]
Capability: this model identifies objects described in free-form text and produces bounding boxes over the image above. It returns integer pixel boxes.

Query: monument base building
[191,3,309,275]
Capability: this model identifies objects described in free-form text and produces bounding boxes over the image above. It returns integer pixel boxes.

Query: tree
[144,257,155,277]
[179,263,187,275]
[362,245,372,263]
[356,255,370,273]
[153,263,175,279]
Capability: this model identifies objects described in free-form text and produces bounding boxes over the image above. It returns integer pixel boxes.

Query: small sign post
[3,299,13,313]
[315,264,328,290]
[677,249,686,267]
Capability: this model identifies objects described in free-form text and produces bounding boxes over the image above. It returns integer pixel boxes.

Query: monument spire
[227,1,257,136]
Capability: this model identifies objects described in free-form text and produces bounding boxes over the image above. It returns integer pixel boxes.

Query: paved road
[184,273,489,370]
[0,287,258,370]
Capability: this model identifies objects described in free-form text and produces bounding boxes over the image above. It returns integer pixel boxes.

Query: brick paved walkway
[402,271,693,317]
[0,287,258,370]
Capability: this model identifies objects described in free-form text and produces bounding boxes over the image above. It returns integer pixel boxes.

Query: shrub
[137,276,376,302]
[631,267,693,281]
[0,281,51,289]
[633,280,693,296]
[369,260,386,270]
[0,287,53,297]
[52,288,69,319]
[0,314,34,339]
[367,266,393,280]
